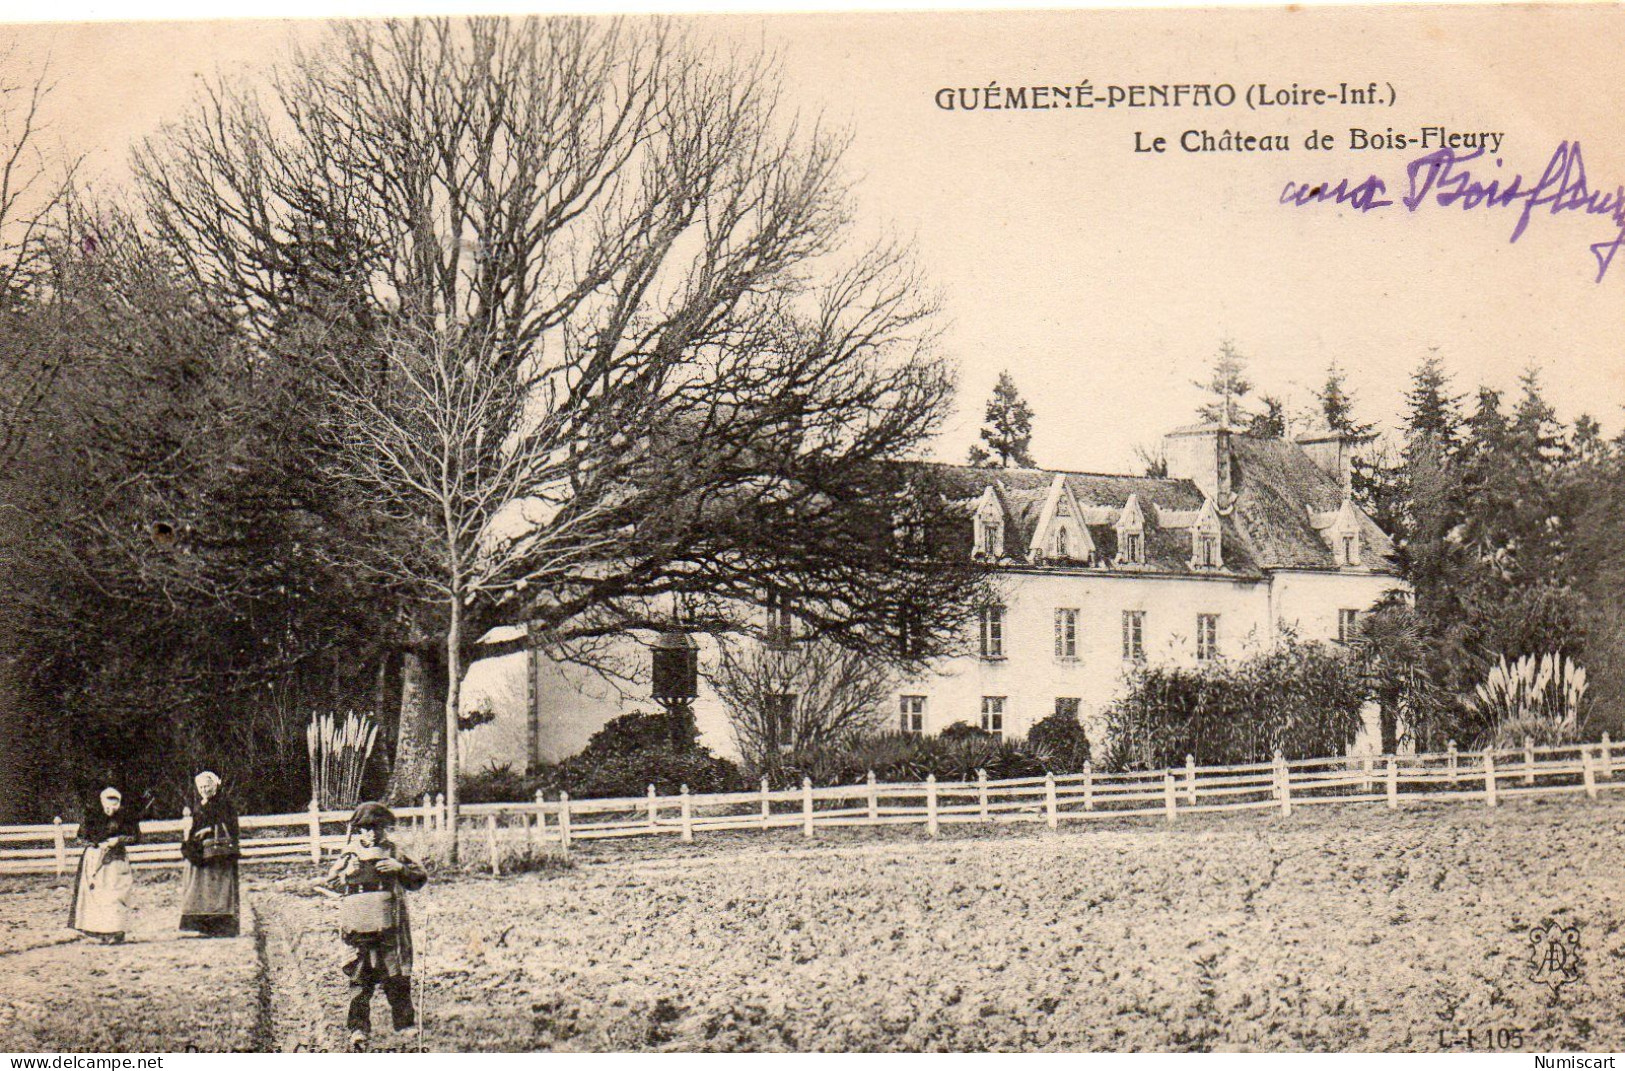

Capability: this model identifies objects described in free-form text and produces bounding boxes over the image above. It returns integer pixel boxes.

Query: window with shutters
[1338,608,1360,645]
[1054,608,1078,660]
[1196,614,1219,661]
[979,604,1006,660]
[1122,610,1145,662]
[981,696,1006,739]
[899,695,926,735]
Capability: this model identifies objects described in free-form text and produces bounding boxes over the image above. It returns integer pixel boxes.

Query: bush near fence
[5,737,1622,878]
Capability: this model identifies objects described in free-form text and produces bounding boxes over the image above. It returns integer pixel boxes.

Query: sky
[8,5,1623,473]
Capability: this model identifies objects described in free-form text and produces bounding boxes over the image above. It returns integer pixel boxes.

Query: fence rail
[4,735,1618,877]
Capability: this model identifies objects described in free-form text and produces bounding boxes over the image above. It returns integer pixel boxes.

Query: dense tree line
[0,20,988,824]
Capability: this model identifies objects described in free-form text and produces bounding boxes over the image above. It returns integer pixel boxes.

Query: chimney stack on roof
[1162,422,1235,508]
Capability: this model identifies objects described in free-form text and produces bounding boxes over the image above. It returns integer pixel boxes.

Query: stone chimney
[1295,430,1356,492]
[1162,423,1234,507]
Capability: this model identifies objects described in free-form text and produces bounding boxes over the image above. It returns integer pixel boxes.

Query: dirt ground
[6,797,1625,1051]
[0,872,262,1051]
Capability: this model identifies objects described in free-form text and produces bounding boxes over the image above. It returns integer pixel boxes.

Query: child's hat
[348,801,396,831]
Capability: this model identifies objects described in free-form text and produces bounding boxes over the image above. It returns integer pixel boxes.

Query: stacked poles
[306,711,380,810]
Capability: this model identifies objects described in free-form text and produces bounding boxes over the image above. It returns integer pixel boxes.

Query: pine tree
[968,370,1036,468]
[1248,395,1287,439]
[1194,340,1253,426]
[1403,351,1462,460]
[1316,359,1375,437]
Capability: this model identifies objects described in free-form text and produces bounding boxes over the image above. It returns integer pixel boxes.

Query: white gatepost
[925,774,939,837]
[1083,761,1095,811]
[1044,774,1058,829]
[1582,747,1597,800]
[307,798,322,863]
[1447,741,1459,785]
[1362,753,1374,794]
[532,790,545,849]
[1524,736,1536,786]
[1163,771,1176,823]
[866,771,878,822]
[1603,734,1614,780]
[977,769,989,822]
[52,816,65,878]
[1185,755,1197,805]
[802,777,815,837]
[1386,754,1399,810]
[1274,752,1292,817]
[1484,749,1497,808]
[680,785,694,842]
[761,777,772,827]
[558,791,572,851]
[422,793,434,836]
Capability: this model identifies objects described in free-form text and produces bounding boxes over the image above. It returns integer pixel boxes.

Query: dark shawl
[181,795,240,865]
[76,806,143,851]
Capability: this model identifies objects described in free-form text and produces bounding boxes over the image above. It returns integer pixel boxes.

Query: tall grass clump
[306,710,379,808]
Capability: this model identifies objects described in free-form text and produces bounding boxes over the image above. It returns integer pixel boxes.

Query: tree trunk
[444,598,462,863]
[385,646,446,805]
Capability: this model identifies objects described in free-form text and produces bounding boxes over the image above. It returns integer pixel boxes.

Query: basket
[340,891,395,935]
[339,849,396,936]
[199,826,237,862]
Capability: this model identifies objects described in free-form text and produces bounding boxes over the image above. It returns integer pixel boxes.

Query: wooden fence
[4,735,1619,877]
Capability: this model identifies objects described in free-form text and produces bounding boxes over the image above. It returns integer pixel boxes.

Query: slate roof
[919,432,1398,577]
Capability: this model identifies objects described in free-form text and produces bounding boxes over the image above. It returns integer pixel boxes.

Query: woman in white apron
[68,787,142,944]
[178,770,241,937]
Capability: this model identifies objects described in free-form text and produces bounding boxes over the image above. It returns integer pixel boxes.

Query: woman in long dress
[68,787,142,944]
[178,770,241,937]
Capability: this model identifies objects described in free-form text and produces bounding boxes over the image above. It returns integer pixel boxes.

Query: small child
[313,801,429,1051]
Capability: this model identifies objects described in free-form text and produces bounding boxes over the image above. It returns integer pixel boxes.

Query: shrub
[1026,711,1092,772]
[939,721,991,742]
[1103,634,1367,770]
[581,709,699,756]
[757,731,1051,787]
[460,762,533,804]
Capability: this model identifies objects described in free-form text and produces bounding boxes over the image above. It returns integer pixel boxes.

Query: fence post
[1083,761,1095,811]
[802,777,815,838]
[436,793,448,854]
[647,785,658,829]
[487,813,499,876]
[1386,754,1399,810]
[866,770,878,822]
[679,785,694,842]
[558,791,572,851]
[306,798,322,863]
[1275,752,1292,816]
[1524,735,1536,786]
[761,777,771,827]
[1185,754,1197,805]
[1603,733,1614,781]
[977,768,989,822]
[1483,749,1497,808]
[52,816,65,878]
[422,793,433,836]
[532,790,544,850]
[926,774,939,837]
[1045,773,1058,829]
[1163,770,1176,823]
[1362,753,1374,794]
[1582,746,1597,800]
[1448,740,1458,785]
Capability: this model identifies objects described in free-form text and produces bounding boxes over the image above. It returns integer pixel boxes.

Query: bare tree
[0,49,82,474]
[320,323,622,844]
[136,17,988,807]
[711,636,896,766]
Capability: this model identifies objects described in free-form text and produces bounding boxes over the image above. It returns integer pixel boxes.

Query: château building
[458,422,1403,771]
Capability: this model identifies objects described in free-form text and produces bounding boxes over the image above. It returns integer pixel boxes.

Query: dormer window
[1329,499,1363,568]
[974,487,1005,559]
[1189,499,1223,569]
[1115,494,1147,566]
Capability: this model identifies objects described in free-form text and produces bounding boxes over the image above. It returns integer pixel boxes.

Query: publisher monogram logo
[1527,920,1583,998]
